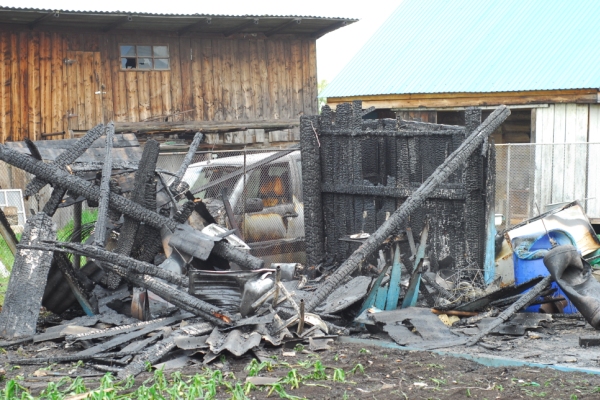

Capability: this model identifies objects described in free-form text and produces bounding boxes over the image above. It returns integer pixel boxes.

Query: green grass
[0,209,97,306]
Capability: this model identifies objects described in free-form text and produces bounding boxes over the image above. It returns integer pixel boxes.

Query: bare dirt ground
[3,340,600,399]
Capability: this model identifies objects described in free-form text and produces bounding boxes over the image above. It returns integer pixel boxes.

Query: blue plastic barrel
[512,230,577,313]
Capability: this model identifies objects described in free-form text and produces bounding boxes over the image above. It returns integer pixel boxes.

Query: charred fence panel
[301,101,493,274]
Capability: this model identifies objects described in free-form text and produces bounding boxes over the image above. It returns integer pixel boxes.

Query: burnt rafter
[102,15,133,33]
[28,11,59,30]
[264,18,301,37]
[224,18,259,37]
[312,20,348,38]
[178,17,212,36]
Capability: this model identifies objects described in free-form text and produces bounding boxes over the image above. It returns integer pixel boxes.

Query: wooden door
[65,51,104,131]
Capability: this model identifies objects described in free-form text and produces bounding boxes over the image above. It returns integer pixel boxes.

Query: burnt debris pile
[3,103,600,377]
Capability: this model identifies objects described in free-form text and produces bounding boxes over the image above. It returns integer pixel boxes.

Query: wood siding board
[533,105,554,214]
[83,51,95,129]
[587,105,600,217]
[211,39,223,121]
[39,33,51,135]
[137,69,151,122]
[301,40,311,115]
[168,36,183,116]
[221,39,233,122]
[99,36,114,123]
[10,33,20,141]
[562,104,577,204]
[179,36,193,120]
[50,33,61,132]
[278,40,289,120]
[230,39,243,124]
[265,40,278,120]
[0,33,7,143]
[92,51,103,125]
[161,71,172,121]
[125,66,139,122]
[551,103,567,203]
[307,40,317,115]
[201,39,214,121]
[291,39,302,119]
[60,36,68,132]
[240,39,253,122]
[110,35,127,122]
[191,39,204,122]
[149,71,162,120]
[28,32,41,140]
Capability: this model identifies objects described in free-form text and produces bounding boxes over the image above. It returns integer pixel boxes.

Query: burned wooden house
[0,7,355,146]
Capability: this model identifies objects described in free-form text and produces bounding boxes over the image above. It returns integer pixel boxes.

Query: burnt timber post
[0,213,56,338]
[300,115,325,268]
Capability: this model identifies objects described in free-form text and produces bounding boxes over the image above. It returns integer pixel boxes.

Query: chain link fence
[495,143,600,230]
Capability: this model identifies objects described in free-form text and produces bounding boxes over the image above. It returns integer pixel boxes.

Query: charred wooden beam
[26,124,105,197]
[0,213,56,339]
[25,241,188,287]
[0,143,263,270]
[114,119,299,134]
[224,18,259,37]
[0,207,18,256]
[73,202,82,268]
[171,132,203,189]
[466,276,552,346]
[9,351,138,365]
[42,188,67,216]
[94,123,115,247]
[102,15,133,33]
[265,18,301,37]
[304,106,511,313]
[178,17,212,36]
[28,11,59,30]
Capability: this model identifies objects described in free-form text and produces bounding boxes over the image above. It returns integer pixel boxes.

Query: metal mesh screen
[495,143,600,230]
[158,149,305,264]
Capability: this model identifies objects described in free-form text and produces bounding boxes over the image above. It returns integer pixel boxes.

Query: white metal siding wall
[533,104,600,217]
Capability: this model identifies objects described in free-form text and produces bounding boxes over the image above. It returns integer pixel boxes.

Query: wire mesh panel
[495,143,600,229]
[158,149,305,265]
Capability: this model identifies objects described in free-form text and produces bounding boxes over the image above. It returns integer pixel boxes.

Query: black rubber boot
[543,245,600,329]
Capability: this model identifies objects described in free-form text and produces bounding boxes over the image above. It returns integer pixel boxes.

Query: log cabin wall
[0,29,318,143]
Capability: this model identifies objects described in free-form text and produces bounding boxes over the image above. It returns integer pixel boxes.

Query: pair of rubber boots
[544,245,600,329]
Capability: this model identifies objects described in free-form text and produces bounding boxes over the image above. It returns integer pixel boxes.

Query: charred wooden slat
[114,119,299,134]
[170,132,203,189]
[304,106,511,313]
[42,188,67,216]
[9,351,138,365]
[0,213,55,339]
[25,241,188,287]
[93,123,115,247]
[25,124,105,197]
[76,314,189,356]
[0,142,261,270]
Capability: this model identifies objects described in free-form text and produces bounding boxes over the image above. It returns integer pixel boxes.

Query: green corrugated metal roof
[320,0,600,98]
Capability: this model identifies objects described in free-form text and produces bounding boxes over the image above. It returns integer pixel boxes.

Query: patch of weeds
[358,348,370,354]
[311,360,327,380]
[281,369,301,389]
[332,368,346,383]
[293,344,305,352]
[246,359,274,377]
[570,395,578,400]
[268,383,305,400]
[430,377,446,390]
[350,363,365,375]
[333,353,340,362]
[427,363,444,370]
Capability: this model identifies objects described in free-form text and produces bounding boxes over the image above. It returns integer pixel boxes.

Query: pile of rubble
[1,105,600,379]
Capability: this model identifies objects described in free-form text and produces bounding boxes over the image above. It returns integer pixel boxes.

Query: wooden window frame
[119,43,171,71]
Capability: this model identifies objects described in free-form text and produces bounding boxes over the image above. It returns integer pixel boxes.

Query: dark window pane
[154,58,170,70]
[122,57,137,69]
[120,45,135,56]
[153,46,169,57]
[138,57,152,69]
[137,46,152,57]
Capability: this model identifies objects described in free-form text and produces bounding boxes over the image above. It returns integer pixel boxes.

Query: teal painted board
[385,244,402,310]
[374,283,389,310]
[359,265,390,314]
[320,0,600,98]
[402,223,429,308]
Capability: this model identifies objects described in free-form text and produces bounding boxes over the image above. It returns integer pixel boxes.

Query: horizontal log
[114,119,300,134]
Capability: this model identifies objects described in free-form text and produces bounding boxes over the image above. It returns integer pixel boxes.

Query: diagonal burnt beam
[304,106,511,313]
[0,141,264,270]
[0,213,56,339]
[26,124,105,197]
[24,241,189,287]
[93,123,114,247]
[170,132,203,190]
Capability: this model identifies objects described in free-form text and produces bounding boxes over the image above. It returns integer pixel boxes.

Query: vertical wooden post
[300,114,324,268]
[73,201,82,269]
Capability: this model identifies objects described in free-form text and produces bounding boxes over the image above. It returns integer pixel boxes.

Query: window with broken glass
[120,45,170,70]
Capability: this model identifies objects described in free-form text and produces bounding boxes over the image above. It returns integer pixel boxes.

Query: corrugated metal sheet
[0,6,356,37]
[320,0,600,98]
